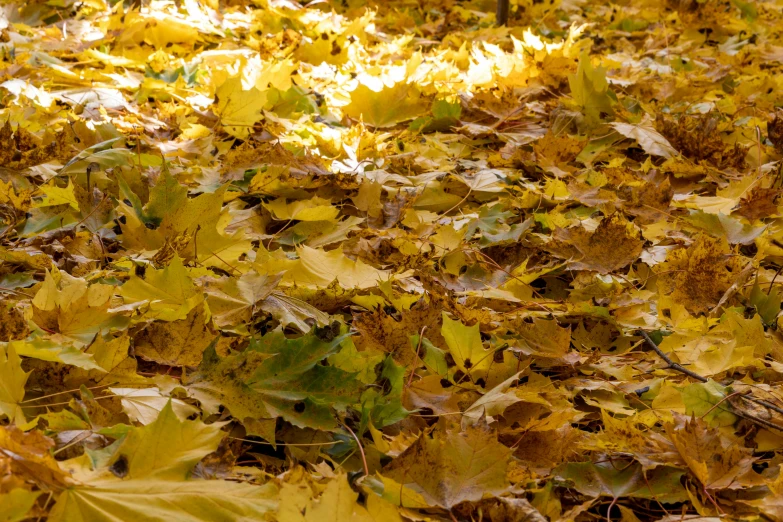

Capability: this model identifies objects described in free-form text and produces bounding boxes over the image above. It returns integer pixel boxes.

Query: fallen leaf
[383,421,511,508]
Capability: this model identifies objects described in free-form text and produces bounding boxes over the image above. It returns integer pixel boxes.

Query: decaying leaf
[547,213,644,274]
[383,421,511,508]
[655,235,746,314]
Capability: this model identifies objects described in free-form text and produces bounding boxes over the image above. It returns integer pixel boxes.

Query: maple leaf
[119,169,250,269]
[184,328,362,439]
[9,336,103,372]
[655,234,747,315]
[568,52,615,126]
[359,356,411,431]
[205,271,282,331]
[0,345,30,424]
[353,300,444,366]
[441,312,493,379]
[610,118,678,159]
[214,76,269,139]
[110,387,198,425]
[0,426,72,490]
[343,81,428,128]
[61,333,141,388]
[277,474,376,522]
[256,246,391,290]
[7,0,783,518]
[33,179,80,211]
[679,380,739,427]
[119,255,202,322]
[0,489,41,522]
[132,304,215,367]
[547,213,644,274]
[511,316,576,365]
[463,372,523,425]
[47,402,279,521]
[589,411,681,470]
[32,271,127,346]
[383,421,511,508]
[665,414,755,490]
[555,462,687,503]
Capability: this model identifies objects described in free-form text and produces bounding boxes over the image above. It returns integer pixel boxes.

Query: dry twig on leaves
[639,329,783,433]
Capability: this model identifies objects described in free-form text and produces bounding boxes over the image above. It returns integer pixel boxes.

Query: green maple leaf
[360,356,411,433]
[463,204,530,247]
[555,462,687,503]
[184,326,363,440]
[679,380,739,428]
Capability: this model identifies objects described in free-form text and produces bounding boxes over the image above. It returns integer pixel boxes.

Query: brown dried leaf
[655,235,746,315]
[383,420,511,508]
[547,213,644,274]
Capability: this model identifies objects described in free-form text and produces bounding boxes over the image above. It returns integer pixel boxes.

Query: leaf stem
[341,423,369,476]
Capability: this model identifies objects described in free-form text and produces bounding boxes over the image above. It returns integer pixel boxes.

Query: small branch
[638,330,707,383]
[731,407,783,433]
[742,395,783,417]
[639,330,783,432]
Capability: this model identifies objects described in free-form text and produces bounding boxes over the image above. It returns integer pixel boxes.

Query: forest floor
[2,0,783,520]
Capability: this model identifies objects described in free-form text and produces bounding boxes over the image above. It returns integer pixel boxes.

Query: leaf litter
[2,0,783,520]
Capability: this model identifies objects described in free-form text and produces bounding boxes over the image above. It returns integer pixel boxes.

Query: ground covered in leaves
[3,0,783,520]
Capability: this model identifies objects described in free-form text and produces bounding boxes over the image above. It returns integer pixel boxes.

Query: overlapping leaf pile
[3,0,783,519]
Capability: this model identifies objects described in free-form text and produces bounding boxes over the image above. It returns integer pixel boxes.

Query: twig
[638,330,707,383]
[21,395,116,408]
[742,395,783,417]
[701,391,744,420]
[639,330,783,432]
[731,407,783,433]
[442,187,472,216]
